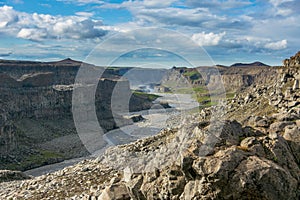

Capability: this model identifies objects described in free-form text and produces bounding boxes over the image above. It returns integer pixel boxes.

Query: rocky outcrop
[0,117,298,199]
[284,51,300,68]
[0,52,299,199]
[161,64,276,93]
[19,72,54,87]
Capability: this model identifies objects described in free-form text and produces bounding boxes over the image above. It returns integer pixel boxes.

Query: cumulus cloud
[0,5,107,41]
[192,32,226,46]
[17,28,48,40]
[264,39,287,50]
[133,7,216,27]
[101,1,252,31]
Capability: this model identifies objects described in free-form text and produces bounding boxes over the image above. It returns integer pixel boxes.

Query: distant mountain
[230,61,270,68]
[48,58,83,66]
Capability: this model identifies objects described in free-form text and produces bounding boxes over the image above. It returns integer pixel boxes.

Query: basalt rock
[0,52,299,199]
[0,59,162,171]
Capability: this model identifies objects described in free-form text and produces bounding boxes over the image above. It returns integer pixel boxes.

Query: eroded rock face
[0,118,298,199]
[161,65,276,93]
[0,59,158,171]
[0,52,299,199]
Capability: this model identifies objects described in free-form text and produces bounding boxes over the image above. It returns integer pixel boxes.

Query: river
[25,93,199,177]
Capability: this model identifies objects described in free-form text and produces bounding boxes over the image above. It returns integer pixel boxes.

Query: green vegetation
[169,83,236,108]
[132,91,161,101]
[226,92,236,100]
[5,150,64,171]
[173,86,207,94]
[183,70,201,80]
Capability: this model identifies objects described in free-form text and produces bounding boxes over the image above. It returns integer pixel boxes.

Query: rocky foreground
[0,52,299,199]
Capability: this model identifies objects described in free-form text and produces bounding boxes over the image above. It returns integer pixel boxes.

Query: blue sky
[0,0,299,66]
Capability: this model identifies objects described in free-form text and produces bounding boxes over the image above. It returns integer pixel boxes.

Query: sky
[0,0,299,67]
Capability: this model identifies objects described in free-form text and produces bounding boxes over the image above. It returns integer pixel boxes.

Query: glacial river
[25,93,199,177]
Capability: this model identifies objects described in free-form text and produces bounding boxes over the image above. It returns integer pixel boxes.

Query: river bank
[25,93,199,176]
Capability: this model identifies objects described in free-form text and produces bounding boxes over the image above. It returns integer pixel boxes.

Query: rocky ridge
[0,52,299,199]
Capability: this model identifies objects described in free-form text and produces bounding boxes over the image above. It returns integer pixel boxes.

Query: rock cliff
[0,59,161,171]
[161,64,276,93]
[0,52,299,199]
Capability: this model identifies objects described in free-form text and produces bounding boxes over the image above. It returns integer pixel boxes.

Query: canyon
[0,51,299,199]
[0,59,162,171]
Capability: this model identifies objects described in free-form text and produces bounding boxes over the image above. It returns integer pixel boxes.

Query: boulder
[269,121,295,133]
[130,115,145,123]
[99,184,130,200]
[229,156,298,200]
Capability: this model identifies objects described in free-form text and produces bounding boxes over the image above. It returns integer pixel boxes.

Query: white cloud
[268,0,294,16]
[276,8,293,16]
[17,28,48,40]
[101,0,177,9]
[186,0,253,10]
[140,0,177,8]
[101,1,251,31]
[269,0,294,7]
[75,12,94,17]
[56,0,104,5]
[0,5,19,28]
[0,5,107,41]
[192,32,226,46]
[264,39,287,50]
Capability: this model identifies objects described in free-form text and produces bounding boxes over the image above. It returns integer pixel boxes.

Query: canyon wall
[161,65,278,92]
[0,59,155,171]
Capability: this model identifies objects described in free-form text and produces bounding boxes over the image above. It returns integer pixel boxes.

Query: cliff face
[161,64,277,93]
[0,52,299,199]
[0,58,83,85]
[0,59,157,171]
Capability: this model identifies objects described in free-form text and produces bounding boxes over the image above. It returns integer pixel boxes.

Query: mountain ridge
[230,61,270,68]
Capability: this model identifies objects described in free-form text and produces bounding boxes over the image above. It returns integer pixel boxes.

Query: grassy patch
[226,92,236,100]
[132,91,161,101]
[174,87,194,94]
[5,150,64,171]
[193,86,208,93]
[173,86,208,94]
[183,70,201,80]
